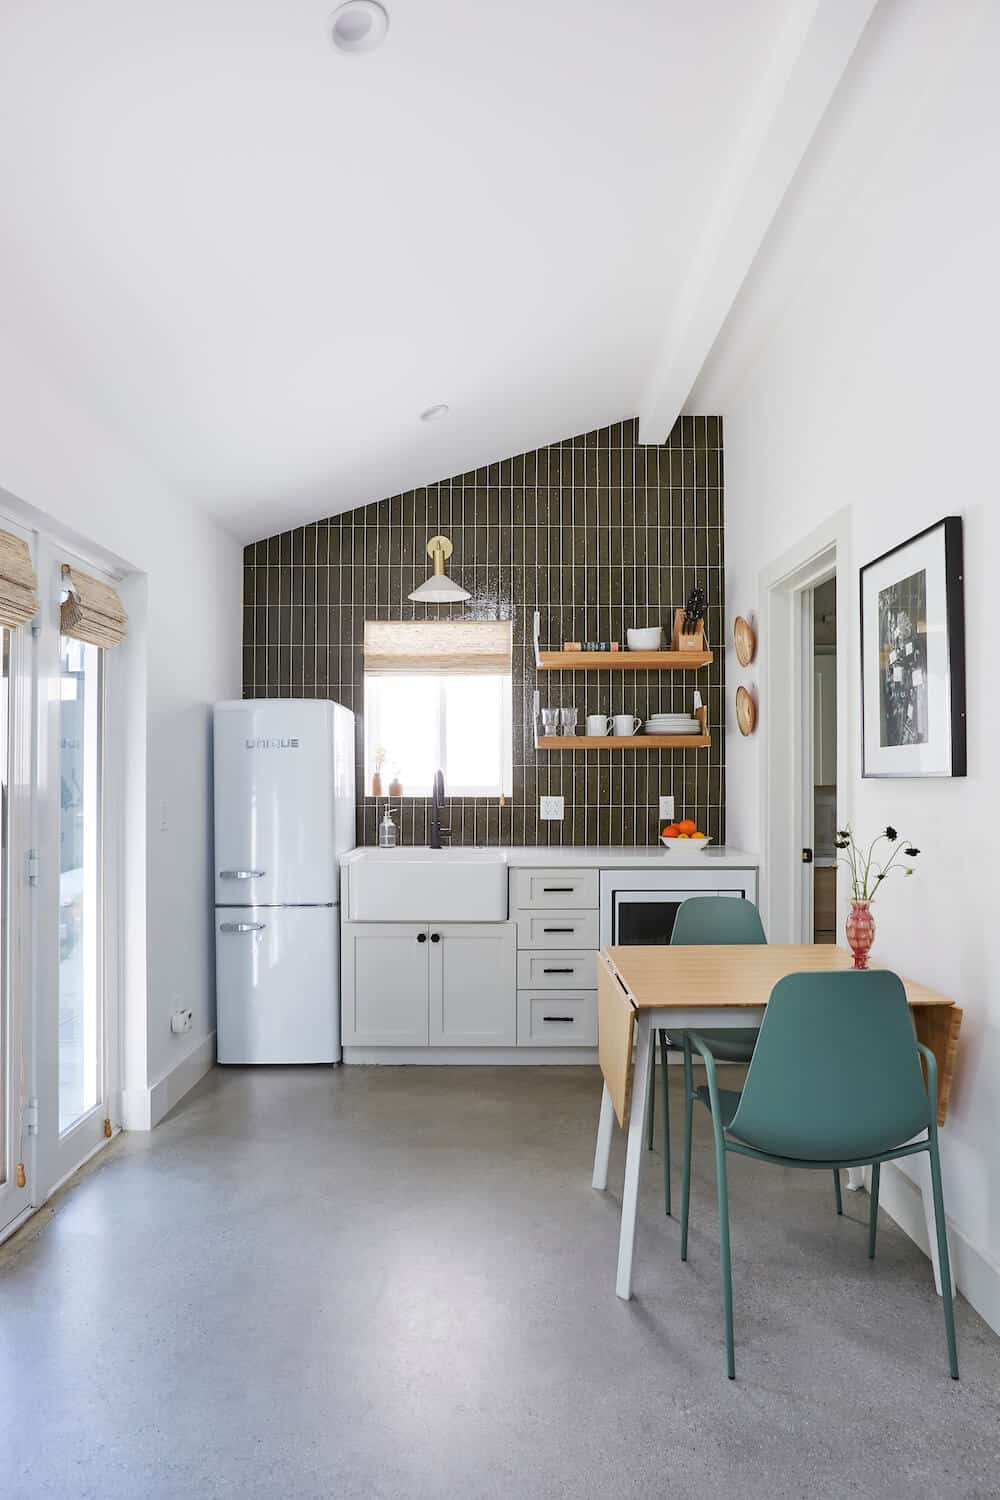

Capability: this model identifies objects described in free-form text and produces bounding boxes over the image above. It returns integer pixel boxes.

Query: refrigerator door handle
[219,921,267,934]
[219,869,266,880]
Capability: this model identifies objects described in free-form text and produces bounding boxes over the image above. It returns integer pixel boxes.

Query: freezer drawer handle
[219,921,267,934]
[219,869,266,880]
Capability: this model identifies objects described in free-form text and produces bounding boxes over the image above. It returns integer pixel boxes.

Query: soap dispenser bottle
[378,807,398,849]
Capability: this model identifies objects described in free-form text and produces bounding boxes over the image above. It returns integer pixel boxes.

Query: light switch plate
[540,796,564,821]
[659,795,675,820]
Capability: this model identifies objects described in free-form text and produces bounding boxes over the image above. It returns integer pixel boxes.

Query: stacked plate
[645,713,701,735]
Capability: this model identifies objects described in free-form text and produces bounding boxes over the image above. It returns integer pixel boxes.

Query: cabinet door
[429,924,516,1046]
[341,924,429,1046]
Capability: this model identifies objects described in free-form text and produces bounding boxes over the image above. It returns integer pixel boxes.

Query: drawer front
[511,868,599,910]
[517,990,598,1047]
[516,949,597,990]
[516,909,601,950]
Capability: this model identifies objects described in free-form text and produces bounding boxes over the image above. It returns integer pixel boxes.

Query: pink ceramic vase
[846,899,876,969]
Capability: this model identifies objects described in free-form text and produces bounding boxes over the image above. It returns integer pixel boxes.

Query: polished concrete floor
[2,1064,999,1499]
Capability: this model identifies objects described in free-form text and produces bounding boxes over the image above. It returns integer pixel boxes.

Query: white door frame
[758,509,850,942]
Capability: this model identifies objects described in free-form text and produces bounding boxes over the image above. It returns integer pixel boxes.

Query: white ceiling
[0,1,865,541]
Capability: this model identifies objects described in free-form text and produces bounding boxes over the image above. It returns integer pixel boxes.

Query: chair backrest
[671,895,767,946]
[727,970,931,1162]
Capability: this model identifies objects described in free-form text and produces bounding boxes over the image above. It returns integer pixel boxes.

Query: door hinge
[25,1097,40,1135]
[802,848,814,864]
[26,849,39,886]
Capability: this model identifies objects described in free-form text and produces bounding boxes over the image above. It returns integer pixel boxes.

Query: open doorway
[812,578,837,943]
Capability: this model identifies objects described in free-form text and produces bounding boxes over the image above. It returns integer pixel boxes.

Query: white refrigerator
[213,699,355,1064]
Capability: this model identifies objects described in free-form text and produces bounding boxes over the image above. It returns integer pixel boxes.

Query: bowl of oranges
[661,818,710,851]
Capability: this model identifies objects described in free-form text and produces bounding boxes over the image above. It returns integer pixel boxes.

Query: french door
[0,530,118,1239]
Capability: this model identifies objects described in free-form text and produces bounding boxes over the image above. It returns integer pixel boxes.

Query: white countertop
[342,845,758,869]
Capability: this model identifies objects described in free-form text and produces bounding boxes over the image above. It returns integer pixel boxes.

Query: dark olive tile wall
[243,415,725,847]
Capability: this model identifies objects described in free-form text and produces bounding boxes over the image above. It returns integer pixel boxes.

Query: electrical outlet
[170,1008,193,1035]
[539,796,564,821]
[659,795,675,820]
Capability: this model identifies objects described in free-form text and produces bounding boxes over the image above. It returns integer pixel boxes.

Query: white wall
[0,345,242,1126]
[698,0,1000,1328]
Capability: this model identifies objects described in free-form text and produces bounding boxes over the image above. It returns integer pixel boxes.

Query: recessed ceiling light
[420,404,450,422]
[330,1,388,54]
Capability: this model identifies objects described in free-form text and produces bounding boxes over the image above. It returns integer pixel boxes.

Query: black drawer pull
[543,926,575,933]
[543,967,574,974]
[543,1015,574,1023]
[543,886,574,893]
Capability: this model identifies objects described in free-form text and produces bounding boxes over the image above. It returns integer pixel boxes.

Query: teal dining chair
[646,896,766,1215]
[679,969,958,1380]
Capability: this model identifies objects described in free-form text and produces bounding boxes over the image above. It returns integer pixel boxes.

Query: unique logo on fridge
[245,737,300,749]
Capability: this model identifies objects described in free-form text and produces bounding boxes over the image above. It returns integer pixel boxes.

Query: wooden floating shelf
[536,734,711,750]
[537,650,713,671]
[536,704,710,750]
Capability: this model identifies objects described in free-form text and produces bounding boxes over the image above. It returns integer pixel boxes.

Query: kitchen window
[363,620,513,797]
[364,674,512,797]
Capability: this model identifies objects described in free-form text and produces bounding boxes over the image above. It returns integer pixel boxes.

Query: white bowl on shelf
[660,835,712,851]
[626,627,662,651]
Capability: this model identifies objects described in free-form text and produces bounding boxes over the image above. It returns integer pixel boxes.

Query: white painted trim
[123,1032,215,1131]
[758,508,850,940]
[342,1046,599,1066]
[879,1162,1000,1338]
[639,0,878,440]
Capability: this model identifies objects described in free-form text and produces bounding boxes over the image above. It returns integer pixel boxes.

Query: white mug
[613,714,643,737]
[585,714,613,737]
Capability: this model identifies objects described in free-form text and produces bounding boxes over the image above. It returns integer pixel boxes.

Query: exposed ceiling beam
[638,0,878,442]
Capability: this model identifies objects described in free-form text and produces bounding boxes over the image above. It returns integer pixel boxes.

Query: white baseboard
[343,1047,599,1065]
[880,1161,1000,1336]
[122,1032,216,1131]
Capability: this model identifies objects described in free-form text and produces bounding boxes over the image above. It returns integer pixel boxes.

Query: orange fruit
[662,826,680,838]
[693,831,706,839]
[678,819,696,835]
[677,832,690,838]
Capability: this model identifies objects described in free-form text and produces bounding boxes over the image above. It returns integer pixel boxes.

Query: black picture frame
[860,516,966,778]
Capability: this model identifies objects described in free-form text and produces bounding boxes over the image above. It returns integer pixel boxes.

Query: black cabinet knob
[417,932,427,943]
[430,932,441,943]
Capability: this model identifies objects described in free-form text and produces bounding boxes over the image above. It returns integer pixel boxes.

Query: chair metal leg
[868,1163,880,1259]
[927,1141,959,1379]
[660,1031,672,1216]
[646,1042,656,1150]
[713,1133,736,1379]
[833,1168,843,1216]
[680,1039,694,1261]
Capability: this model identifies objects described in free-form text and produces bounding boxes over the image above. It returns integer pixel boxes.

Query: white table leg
[592,1082,616,1191]
[616,1012,653,1301]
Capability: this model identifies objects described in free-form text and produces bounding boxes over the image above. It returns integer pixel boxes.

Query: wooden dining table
[591,943,962,1301]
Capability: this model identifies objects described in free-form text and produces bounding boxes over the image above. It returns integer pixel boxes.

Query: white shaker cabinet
[428,923,516,1045]
[341,921,516,1048]
[341,923,430,1046]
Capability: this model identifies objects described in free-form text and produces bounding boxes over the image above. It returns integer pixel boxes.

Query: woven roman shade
[0,531,39,629]
[364,619,512,676]
[60,566,128,648]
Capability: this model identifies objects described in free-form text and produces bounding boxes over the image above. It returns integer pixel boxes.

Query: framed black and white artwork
[860,516,966,778]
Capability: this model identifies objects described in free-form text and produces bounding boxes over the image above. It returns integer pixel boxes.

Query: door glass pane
[0,630,9,1185]
[59,636,101,1133]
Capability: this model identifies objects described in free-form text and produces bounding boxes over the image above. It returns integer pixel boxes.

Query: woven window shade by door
[0,530,39,628]
[364,619,512,675]
[60,566,128,648]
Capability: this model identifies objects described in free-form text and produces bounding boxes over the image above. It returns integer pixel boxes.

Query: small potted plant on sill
[834,824,921,968]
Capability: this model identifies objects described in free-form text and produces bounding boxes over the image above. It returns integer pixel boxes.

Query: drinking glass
[559,706,578,735]
[540,708,560,734]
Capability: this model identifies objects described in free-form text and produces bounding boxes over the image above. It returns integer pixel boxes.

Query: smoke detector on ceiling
[330,1,389,54]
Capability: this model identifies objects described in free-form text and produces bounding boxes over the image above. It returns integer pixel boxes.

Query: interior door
[0,622,31,1238]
